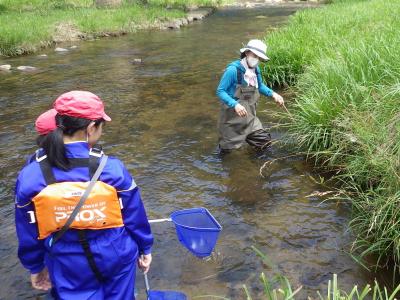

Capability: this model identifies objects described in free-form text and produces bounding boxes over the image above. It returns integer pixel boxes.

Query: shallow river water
[0,4,382,299]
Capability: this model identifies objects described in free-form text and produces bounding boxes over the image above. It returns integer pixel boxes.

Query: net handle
[144,272,150,292]
[148,218,172,224]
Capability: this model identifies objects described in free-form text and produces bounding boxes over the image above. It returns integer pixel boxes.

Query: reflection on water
[0,4,381,300]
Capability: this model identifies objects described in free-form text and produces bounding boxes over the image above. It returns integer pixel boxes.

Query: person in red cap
[15,91,153,300]
[25,109,58,165]
[35,109,57,136]
[35,108,57,147]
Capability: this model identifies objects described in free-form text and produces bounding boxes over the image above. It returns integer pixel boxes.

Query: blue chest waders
[38,146,106,283]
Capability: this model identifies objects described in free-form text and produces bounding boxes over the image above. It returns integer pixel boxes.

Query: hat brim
[240,47,269,61]
[102,112,111,122]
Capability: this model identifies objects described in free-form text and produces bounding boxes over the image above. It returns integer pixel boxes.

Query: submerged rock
[38,54,48,57]
[55,47,69,52]
[17,66,37,71]
[0,64,11,71]
[70,45,78,49]
[131,58,142,64]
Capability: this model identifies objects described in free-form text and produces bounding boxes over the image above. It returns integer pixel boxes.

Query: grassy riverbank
[262,0,400,271]
[0,0,222,56]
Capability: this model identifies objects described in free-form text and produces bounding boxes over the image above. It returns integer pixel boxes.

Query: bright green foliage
[242,273,400,300]
[240,249,400,300]
[262,0,400,270]
[146,0,224,8]
[0,0,221,56]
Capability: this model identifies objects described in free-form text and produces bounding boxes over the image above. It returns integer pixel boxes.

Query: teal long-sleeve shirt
[216,60,274,108]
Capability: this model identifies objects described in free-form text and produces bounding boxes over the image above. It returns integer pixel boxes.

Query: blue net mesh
[170,208,222,258]
[148,290,187,300]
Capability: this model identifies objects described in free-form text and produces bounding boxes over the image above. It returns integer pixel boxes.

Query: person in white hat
[216,39,284,152]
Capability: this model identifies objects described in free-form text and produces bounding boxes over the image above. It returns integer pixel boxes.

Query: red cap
[35,109,57,135]
[53,91,111,122]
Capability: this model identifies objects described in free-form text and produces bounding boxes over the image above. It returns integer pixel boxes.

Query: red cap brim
[103,112,111,122]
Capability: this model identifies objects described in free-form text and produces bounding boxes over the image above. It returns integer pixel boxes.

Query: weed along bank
[0,0,220,57]
[264,0,400,284]
[1,0,399,299]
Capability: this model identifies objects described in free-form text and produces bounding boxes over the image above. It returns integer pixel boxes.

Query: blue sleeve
[117,165,153,255]
[15,178,46,274]
[257,67,274,97]
[216,66,239,108]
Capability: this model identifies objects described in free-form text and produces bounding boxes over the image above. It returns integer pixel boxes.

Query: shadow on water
[0,4,389,300]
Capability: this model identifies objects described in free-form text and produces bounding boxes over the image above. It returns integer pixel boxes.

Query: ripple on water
[0,4,377,300]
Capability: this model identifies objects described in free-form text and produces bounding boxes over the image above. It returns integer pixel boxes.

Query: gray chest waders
[39,146,106,283]
[218,67,270,150]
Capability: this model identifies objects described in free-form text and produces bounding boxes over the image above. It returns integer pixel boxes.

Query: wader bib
[218,67,271,150]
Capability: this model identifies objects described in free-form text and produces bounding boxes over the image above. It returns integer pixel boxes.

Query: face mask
[247,56,259,68]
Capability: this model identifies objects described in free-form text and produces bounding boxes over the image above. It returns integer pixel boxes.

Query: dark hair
[36,135,46,147]
[41,114,104,170]
[240,51,247,59]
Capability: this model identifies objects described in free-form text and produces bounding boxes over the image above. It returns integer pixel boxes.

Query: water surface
[0,5,378,299]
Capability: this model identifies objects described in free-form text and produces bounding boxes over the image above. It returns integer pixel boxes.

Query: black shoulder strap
[39,159,56,186]
[89,145,103,178]
[77,230,105,282]
[38,145,104,185]
[236,67,242,85]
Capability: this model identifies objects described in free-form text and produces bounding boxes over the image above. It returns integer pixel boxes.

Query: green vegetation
[243,248,400,300]
[241,273,400,300]
[243,246,400,300]
[262,0,400,271]
[196,248,400,299]
[0,0,223,56]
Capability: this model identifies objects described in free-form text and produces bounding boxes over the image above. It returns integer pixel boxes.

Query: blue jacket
[15,142,153,274]
[216,60,274,108]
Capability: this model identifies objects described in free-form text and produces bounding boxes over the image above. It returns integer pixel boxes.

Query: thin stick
[282,103,293,118]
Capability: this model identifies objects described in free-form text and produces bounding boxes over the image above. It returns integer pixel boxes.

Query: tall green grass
[262,0,400,270]
[242,272,400,300]
[0,0,221,56]
[198,248,400,299]
[245,248,400,299]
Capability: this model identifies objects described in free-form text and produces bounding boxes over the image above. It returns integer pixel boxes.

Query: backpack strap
[77,230,105,282]
[89,145,103,178]
[39,159,56,186]
[38,145,104,185]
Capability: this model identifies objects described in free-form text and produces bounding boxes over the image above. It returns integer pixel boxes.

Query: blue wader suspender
[236,66,259,86]
[237,67,242,85]
[39,146,105,283]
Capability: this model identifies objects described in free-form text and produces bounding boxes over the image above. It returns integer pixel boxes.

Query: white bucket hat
[240,39,269,61]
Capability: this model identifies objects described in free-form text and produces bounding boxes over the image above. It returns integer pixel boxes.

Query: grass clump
[0,0,222,56]
[244,248,400,299]
[261,0,400,270]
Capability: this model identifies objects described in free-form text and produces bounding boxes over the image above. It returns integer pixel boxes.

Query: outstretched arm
[257,67,284,106]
